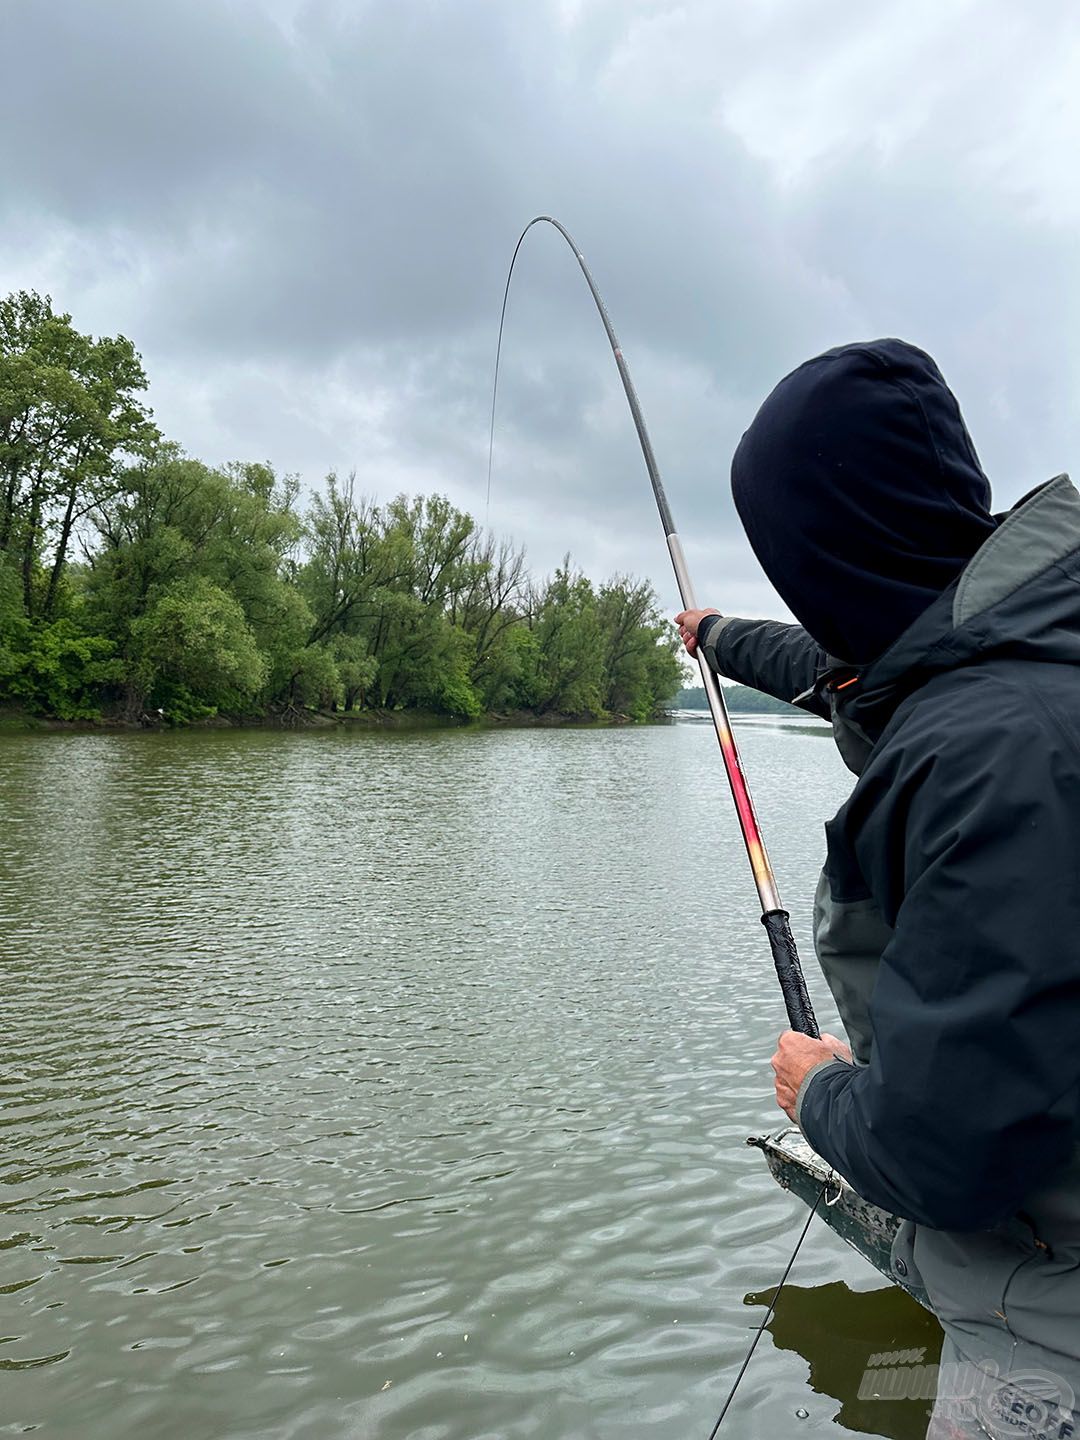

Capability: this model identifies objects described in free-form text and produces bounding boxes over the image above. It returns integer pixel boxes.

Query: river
[1,721,939,1439]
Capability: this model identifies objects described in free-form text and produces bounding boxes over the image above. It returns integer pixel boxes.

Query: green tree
[87,450,303,718]
[0,557,29,697]
[597,575,681,720]
[0,290,158,619]
[300,472,404,646]
[447,532,529,709]
[130,575,266,717]
[276,642,342,715]
[369,494,476,711]
[331,633,378,711]
[530,564,606,716]
[4,619,122,720]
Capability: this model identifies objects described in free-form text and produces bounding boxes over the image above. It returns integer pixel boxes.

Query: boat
[748,1127,931,1310]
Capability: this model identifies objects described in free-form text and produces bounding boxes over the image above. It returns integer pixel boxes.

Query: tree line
[0,291,681,724]
[673,684,803,716]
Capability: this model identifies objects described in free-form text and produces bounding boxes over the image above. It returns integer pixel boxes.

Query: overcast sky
[2,0,1078,621]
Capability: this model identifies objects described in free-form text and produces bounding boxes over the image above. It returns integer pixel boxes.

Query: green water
[1,722,939,1438]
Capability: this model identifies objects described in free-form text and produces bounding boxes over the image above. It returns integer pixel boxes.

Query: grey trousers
[925,1336,1078,1440]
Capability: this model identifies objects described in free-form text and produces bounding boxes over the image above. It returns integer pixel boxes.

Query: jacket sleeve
[798,693,1080,1231]
[698,616,830,718]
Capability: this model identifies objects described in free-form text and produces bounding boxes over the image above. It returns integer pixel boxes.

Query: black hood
[731,339,997,665]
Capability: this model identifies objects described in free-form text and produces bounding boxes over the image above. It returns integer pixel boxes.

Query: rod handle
[761,909,820,1037]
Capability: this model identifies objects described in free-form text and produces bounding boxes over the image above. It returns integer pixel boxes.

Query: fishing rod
[489,216,819,1038]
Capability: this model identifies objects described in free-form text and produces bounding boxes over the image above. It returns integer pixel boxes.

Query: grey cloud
[1,0,1077,620]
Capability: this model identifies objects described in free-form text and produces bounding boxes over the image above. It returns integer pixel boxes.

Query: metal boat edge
[748,1127,932,1310]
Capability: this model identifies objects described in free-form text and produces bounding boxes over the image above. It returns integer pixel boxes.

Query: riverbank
[0,704,675,734]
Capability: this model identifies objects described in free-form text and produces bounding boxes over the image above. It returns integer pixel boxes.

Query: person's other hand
[771,1030,852,1122]
[674,608,721,656]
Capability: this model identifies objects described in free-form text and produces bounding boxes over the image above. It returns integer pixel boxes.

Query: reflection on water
[2,723,939,1438]
[752,1281,944,1439]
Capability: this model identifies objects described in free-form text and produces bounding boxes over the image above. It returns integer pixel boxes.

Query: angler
[678,339,1080,1438]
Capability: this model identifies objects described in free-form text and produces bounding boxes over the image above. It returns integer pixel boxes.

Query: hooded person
[676,339,1080,1437]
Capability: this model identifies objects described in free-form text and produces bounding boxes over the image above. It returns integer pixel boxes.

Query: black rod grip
[761,909,820,1038]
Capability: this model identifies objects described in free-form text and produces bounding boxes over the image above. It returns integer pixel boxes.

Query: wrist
[794,1057,852,1132]
[697,613,724,650]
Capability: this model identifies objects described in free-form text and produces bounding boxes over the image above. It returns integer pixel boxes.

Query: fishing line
[485,225,533,525]
[487,215,819,1038]
[705,1184,825,1437]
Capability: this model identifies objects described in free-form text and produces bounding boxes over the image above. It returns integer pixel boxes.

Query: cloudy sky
[3,0,1078,620]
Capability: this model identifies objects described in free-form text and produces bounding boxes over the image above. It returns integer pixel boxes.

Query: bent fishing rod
[490,216,819,1038]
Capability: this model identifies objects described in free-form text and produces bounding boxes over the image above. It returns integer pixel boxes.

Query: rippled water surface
[1,722,939,1439]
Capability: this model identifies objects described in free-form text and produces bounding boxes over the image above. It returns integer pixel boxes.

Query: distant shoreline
[0,705,668,734]
[0,704,828,734]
